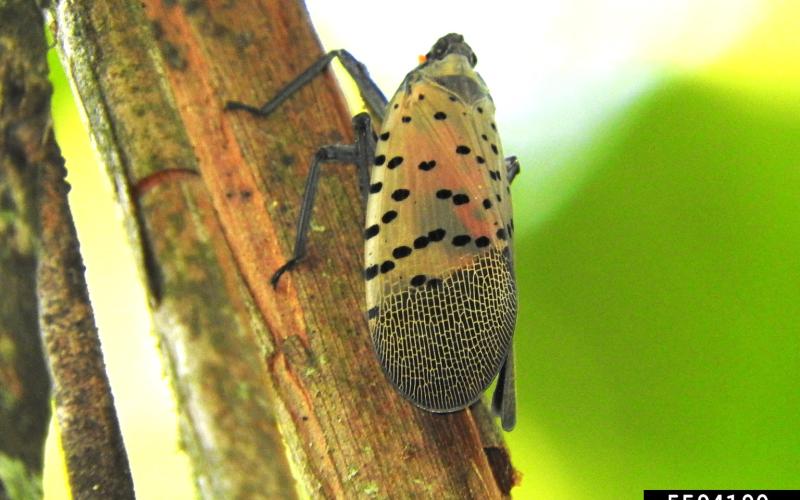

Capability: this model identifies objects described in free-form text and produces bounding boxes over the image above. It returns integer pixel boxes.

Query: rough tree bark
[48,0,518,497]
[0,1,51,497]
[1,0,135,498]
[37,109,137,500]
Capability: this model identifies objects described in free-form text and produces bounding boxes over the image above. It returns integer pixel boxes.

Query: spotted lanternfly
[226,33,519,431]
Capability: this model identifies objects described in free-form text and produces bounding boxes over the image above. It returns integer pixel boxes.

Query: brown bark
[48,0,299,497]
[48,0,518,497]
[2,0,136,498]
[0,1,51,497]
[37,129,136,500]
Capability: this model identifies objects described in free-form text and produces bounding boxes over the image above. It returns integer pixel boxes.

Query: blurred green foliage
[511,76,800,498]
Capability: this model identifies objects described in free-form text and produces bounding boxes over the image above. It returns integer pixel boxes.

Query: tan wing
[363,60,516,411]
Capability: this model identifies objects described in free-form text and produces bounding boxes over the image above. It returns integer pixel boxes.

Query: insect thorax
[401,54,491,105]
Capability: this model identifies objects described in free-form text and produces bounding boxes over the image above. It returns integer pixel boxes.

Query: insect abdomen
[370,247,516,411]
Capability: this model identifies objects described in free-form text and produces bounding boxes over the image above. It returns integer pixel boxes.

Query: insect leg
[270,113,375,287]
[496,159,518,430]
[336,50,389,121]
[491,343,516,431]
[504,156,521,184]
[270,143,354,286]
[351,113,377,207]
[225,50,388,121]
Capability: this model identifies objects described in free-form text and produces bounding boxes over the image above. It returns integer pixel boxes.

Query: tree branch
[0,1,54,497]
[48,0,298,497]
[36,123,136,500]
[1,0,136,498]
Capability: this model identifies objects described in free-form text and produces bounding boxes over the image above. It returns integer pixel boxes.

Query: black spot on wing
[452,194,470,205]
[392,246,412,259]
[387,156,404,169]
[364,265,378,280]
[392,189,410,201]
[428,228,446,242]
[418,160,437,171]
[382,210,398,224]
[452,234,471,246]
[436,189,452,199]
[365,224,379,239]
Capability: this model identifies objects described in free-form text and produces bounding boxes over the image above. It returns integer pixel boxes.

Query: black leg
[505,156,521,184]
[226,49,388,122]
[351,113,376,205]
[335,50,389,121]
[491,343,516,431]
[495,159,518,430]
[270,113,375,287]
